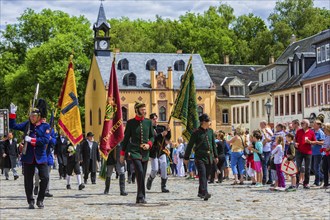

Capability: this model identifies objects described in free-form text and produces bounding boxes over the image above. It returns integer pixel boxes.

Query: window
[233,108,236,124]
[174,60,185,71]
[123,73,136,86]
[290,62,294,76]
[98,108,102,125]
[256,101,259,117]
[321,45,326,62]
[326,84,330,104]
[237,107,240,124]
[317,47,321,63]
[241,107,244,123]
[299,60,302,74]
[122,107,128,122]
[90,110,92,126]
[305,87,310,107]
[275,96,279,116]
[285,95,289,115]
[230,86,244,96]
[280,96,284,116]
[261,74,264,83]
[146,59,157,71]
[245,106,249,123]
[197,106,204,116]
[319,85,323,105]
[251,102,255,118]
[266,71,269,81]
[93,79,96,91]
[272,69,275,80]
[262,99,265,116]
[291,93,296,115]
[298,93,302,114]
[312,86,317,106]
[159,106,166,121]
[222,109,229,124]
[326,44,330,61]
[117,59,129,70]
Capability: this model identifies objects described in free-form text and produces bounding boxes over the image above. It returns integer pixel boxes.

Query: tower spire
[94,1,110,30]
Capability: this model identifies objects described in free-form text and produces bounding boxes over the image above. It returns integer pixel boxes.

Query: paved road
[0,166,329,219]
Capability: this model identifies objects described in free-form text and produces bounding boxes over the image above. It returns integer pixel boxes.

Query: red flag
[100,59,124,159]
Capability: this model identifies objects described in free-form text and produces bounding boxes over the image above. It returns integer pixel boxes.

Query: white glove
[10,103,17,114]
[25,136,32,143]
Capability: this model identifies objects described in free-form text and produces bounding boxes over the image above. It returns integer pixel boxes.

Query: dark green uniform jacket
[184,127,218,164]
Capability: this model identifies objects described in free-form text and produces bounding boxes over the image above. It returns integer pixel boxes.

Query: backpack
[179,151,184,159]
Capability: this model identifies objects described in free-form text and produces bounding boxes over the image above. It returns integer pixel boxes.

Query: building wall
[302,75,330,123]
[249,93,274,131]
[231,102,250,132]
[273,87,303,126]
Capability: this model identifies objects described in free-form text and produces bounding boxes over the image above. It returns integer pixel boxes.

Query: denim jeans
[296,151,312,185]
[322,155,330,186]
[195,159,211,195]
[312,155,324,185]
[262,151,272,182]
[231,151,245,175]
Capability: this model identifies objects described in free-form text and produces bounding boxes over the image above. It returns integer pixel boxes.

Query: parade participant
[80,132,100,184]
[295,119,316,189]
[9,100,50,209]
[184,114,218,201]
[2,131,19,180]
[55,131,69,179]
[65,142,85,190]
[119,101,154,204]
[146,113,171,193]
[104,144,127,195]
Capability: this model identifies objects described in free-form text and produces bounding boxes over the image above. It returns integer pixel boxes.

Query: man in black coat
[80,132,100,184]
[55,131,69,179]
[1,132,19,180]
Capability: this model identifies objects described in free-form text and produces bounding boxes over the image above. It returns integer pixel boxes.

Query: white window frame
[317,47,321,64]
[319,85,323,105]
[312,86,317,106]
[326,44,330,61]
[321,45,326,63]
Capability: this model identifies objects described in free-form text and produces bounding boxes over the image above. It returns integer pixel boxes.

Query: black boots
[146,176,154,190]
[161,178,170,193]
[119,174,128,196]
[104,177,110,194]
[131,173,136,184]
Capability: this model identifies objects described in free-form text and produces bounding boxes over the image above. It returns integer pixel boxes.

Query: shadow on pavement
[85,202,169,207]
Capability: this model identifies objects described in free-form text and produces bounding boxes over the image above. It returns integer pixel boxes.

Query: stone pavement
[0,166,329,220]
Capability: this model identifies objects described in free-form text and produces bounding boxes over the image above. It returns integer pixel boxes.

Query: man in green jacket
[120,101,154,204]
[184,114,218,201]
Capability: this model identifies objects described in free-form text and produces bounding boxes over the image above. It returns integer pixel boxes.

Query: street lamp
[264,99,273,124]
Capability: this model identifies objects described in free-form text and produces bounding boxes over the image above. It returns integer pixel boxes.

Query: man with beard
[146,113,171,193]
[120,101,154,204]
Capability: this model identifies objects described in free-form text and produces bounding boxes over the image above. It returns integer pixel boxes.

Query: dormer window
[174,60,185,71]
[146,59,157,71]
[326,44,330,61]
[118,59,129,70]
[230,86,244,96]
[123,73,136,86]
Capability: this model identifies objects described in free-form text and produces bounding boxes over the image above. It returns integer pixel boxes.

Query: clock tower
[93,2,110,56]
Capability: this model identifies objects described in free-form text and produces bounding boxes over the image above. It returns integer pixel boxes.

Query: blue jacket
[9,114,50,164]
[46,130,57,166]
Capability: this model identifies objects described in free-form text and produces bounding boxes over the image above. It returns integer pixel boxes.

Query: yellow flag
[58,61,83,145]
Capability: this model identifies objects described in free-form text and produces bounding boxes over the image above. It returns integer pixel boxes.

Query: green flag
[171,61,199,141]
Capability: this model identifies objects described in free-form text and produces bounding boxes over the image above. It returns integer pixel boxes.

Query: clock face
[99,40,108,50]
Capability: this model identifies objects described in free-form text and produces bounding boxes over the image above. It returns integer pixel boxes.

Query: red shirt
[295,128,316,155]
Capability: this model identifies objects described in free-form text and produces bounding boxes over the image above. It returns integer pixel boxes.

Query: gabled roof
[206,64,263,98]
[95,52,213,90]
[301,62,330,82]
[94,3,110,29]
[276,29,330,64]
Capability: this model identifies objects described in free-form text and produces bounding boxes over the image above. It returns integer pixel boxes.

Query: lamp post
[265,99,273,124]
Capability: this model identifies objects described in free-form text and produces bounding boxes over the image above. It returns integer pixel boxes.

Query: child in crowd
[268,156,277,189]
[285,133,297,191]
[248,130,263,187]
[246,135,256,185]
[187,150,196,180]
[271,136,285,191]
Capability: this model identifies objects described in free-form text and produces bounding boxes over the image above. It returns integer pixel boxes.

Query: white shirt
[262,128,273,152]
[271,144,284,164]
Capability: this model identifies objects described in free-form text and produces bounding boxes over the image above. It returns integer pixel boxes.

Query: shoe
[251,182,257,186]
[266,180,272,184]
[5,177,9,180]
[208,180,214,184]
[231,181,238,185]
[239,181,244,185]
[197,193,204,199]
[303,184,310,189]
[270,184,275,187]
[34,187,38,195]
[36,201,44,209]
[286,186,297,192]
[14,176,19,180]
[136,198,147,204]
[255,183,263,188]
[44,192,53,197]
[84,179,87,184]
[28,202,35,209]
[66,184,71,190]
[321,185,329,189]
[79,184,85,190]
[262,180,266,185]
[92,182,96,185]
[312,183,320,187]
[278,187,286,191]
[203,193,211,201]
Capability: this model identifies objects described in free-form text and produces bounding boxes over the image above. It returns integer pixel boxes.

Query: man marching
[120,101,154,204]
[146,113,171,193]
[9,99,50,209]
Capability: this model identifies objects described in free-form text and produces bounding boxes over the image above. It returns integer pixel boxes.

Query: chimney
[269,56,274,64]
[290,34,296,44]
[115,48,120,53]
[224,55,229,65]
[176,49,182,54]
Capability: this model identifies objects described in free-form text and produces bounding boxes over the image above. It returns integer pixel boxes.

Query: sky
[0,0,329,31]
